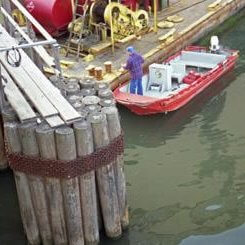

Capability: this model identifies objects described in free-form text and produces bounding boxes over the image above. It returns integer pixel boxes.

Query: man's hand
[121,63,126,69]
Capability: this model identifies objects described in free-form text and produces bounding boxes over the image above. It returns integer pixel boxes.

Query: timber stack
[3,78,128,245]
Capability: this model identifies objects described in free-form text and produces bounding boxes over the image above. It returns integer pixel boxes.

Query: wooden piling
[72,101,84,111]
[1,106,18,123]
[18,122,53,245]
[36,124,68,245]
[0,116,7,170]
[4,122,41,245]
[102,107,129,229]
[67,94,81,104]
[89,112,122,238]
[82,96,101,106]
[99,98,116,107]
[55,127,84,245]
[67,77,80,84]
[85,104,101,115]
[80,77,96,89]
[74,121,100,245]
[98,89,113,99]
[94,82,109,92]
[81,88,96,97]
[65,82,80,96]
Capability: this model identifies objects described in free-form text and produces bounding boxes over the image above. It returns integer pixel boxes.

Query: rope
[6,133,124,179]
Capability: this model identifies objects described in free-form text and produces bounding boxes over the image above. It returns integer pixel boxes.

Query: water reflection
[180,223,245,245]
[0,170,25,245]
[121,70,235,149]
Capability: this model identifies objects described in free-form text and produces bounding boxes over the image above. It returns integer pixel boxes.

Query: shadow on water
[100,65,244,245]
[120,70,236,149]
[0,170,26,245]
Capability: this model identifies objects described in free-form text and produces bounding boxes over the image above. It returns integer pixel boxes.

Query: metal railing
[0,0,62,75]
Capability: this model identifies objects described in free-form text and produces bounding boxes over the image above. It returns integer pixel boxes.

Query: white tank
[210,36,220,52]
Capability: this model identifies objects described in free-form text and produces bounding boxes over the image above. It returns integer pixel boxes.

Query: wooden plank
[0,26,58,118]
[20,63,81,122]
[1,66,37,122]
[117,35,136,44]
[208,0,222,10]
[45,116,65,128]
[0,25,80,122]
[89,41,112,55]
[19,61,81,123]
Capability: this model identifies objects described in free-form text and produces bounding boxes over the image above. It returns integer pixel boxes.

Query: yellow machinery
[65,0,149,57]
[12,9,26,26]
[90,1,149,40]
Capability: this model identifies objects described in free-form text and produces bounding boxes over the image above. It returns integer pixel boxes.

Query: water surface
[1,8,245,245]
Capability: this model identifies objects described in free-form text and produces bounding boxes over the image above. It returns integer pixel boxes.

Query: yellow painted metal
[103,2,149,39]
[208,0,222,10]
[166,15,184,23]
[108,0,115,53]
[157,20,174,29]
[153,0,158,32]
[12,9,26,26]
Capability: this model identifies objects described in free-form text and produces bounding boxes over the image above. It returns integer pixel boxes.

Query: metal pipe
[0,40,56,52]
[108,0,115,54]
[51,43,63,77]
[153,0,158,32]
[0,7,55,67]
[71,0,75,16]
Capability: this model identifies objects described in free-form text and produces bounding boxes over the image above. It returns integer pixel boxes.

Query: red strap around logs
[5,134,124,179]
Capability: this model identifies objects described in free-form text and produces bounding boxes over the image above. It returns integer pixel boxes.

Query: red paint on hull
[114,47,238,115]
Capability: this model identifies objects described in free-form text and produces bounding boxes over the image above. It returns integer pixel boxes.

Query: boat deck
[119,49,228,99]
[120,75,189,98]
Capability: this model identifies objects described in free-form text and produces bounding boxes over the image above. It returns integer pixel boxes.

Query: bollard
[104,61,112,73]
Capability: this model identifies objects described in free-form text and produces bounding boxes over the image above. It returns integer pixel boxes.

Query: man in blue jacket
[124,46,144,95]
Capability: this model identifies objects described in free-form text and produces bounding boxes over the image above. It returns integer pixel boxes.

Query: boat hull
[114,48,238,115]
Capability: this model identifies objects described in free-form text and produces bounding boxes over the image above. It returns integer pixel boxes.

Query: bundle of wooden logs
[2,78,128,245]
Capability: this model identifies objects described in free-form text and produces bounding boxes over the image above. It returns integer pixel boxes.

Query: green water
[2,8,245,245]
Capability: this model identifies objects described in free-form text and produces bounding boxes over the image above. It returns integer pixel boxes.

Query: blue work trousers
[130,78,143,95]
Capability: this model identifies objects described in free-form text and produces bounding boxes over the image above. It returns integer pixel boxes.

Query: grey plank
[22,66,81,122]
[0,25,81,123]
[45,115,65,128]
[0,25,58,118]
[1,66,37,122]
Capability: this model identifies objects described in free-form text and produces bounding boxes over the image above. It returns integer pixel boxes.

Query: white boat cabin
[120,50,228,98]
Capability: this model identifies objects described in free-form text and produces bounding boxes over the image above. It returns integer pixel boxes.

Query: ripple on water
[205,204,223,211]
[124,160,138,166]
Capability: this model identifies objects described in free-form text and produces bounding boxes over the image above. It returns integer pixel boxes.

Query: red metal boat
[114,45,239,115]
